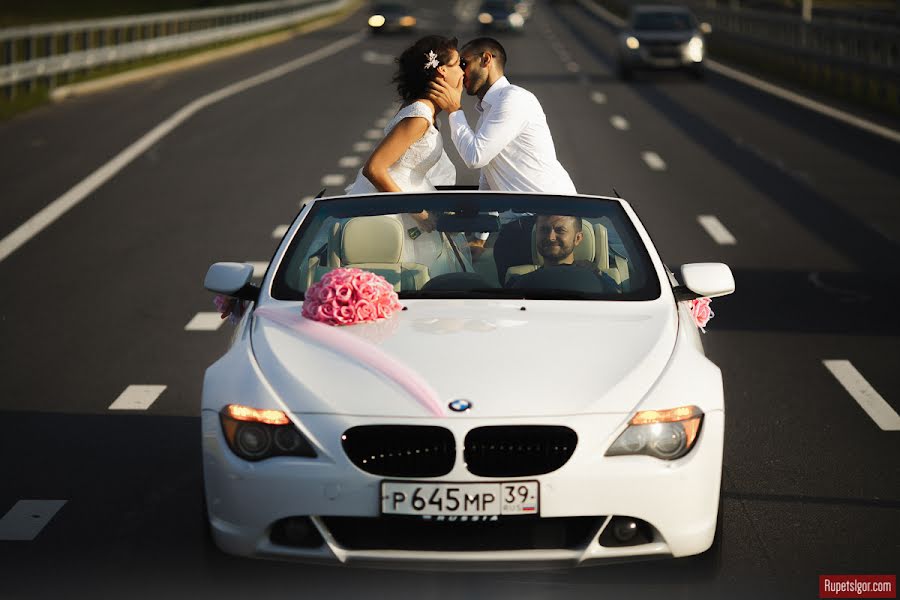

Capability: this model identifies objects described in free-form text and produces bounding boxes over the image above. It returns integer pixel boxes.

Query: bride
[345,35,470,276]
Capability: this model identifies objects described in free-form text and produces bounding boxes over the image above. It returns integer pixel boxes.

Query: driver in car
[508,215,620,292]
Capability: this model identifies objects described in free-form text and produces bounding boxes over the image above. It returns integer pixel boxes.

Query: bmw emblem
[448,399,472,413]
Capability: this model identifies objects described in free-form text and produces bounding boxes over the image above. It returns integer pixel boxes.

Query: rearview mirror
[676,263,734,299]
[204,262,258,300]
[436,213,501,233]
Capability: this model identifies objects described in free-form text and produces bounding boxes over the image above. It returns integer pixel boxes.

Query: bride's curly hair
[393,35,458,104]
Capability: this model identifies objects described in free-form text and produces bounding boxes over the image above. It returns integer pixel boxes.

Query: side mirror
[204,262,259,300]
[674,263,734,300]
[700,22,712,34]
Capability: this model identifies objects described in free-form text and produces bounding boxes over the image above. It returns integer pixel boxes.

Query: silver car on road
[617,5,710,80]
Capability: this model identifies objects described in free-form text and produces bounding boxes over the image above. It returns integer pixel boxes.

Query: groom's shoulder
[500,82,539,105]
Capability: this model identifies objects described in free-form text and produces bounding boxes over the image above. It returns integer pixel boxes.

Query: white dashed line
[247,261,269,278]
[641,151,667,171]
[566,62,580,73]
[0,32,365,264]
[300,195,315,208]
[383,107,397,117]
[697,215,737,245]
[590,91,607,104]
[823,360,900,431]
[610,115,630,131]
[0,500,67,541]
[353,141,373,153]
[364,129,382,140]
[374,117,389,128]
[338,156,362,168]
[321,174,346,187]
[185,312,225,331]
[272,224,289,238]
[109,385,166,410]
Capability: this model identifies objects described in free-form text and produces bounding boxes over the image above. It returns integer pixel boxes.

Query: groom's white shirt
[447,76,576,194]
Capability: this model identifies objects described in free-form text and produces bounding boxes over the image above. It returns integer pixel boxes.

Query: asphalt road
[0,0,898,598]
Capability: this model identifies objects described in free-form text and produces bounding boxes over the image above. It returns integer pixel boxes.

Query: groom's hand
[428,76,462,113]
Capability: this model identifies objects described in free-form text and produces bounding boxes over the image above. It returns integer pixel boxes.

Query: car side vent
[464,426,577,477]
[342,425,456,477]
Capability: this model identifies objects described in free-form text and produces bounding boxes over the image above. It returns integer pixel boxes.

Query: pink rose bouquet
[689,297,714,332]
[302,268,402,326]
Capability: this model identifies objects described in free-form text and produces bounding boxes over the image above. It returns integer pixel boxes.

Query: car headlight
[399,15,416,26]
[686,36,704,62]
[605,405,703,460]
[509,13,525,27]
[220,404,316,461]
[625,36,640,50]
[368,15,385,27]
[478,13,494,24]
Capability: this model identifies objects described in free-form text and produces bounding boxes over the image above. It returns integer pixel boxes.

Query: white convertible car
[201,191,735,568]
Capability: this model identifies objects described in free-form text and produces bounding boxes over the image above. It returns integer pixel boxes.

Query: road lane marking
[707,60,900,145]
[590,91,607,104]
[374,117,389,128]
[247,261,268,278]
[641,151,667,171]
[0,31,366,265]
[300,195,314,208]
[361,50,393,65]
[185,312,225,331]
[697,215,737,245]
[353,141,373,153]
[272,224,289,238]
[823,360,900,431]
[0,500,67,541]
[109,385,166,410]
[321,174,346,187]
[338,156,361,168]
[364,129,382,140]
[610,115,629,130]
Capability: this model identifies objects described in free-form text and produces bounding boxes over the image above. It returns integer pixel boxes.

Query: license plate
[381,481,539,516]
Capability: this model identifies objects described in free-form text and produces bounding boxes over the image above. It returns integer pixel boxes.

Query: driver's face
[536,216,583,263]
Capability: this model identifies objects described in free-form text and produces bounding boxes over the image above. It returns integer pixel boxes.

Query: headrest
[341,216,404,264]
[532,218,596,266]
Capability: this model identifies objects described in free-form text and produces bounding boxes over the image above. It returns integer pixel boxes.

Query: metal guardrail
[0,0,348,96]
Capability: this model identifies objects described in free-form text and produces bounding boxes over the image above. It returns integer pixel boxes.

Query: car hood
[630,30,695,43]
[251,300,677,418]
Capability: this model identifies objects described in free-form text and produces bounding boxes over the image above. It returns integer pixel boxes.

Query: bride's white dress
[345,101,467,276]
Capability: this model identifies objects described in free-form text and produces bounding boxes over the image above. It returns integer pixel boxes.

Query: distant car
[201,190,734,567]
[617,5,711,80]
[477,0,526,32]
[368,2,417,34]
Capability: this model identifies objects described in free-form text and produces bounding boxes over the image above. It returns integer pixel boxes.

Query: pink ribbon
[254,307,445,417]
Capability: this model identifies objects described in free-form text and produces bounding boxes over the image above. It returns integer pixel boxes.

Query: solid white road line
[0,31,366,265]
[364,129,382,140]
[272,224,289,238]
[823,360,900,431]
[353,141,373,153]
[321,174,346,187]
[610,115,630,130]
[109,385,166,410]
[338,156,361,168]
[641,151,667,171]
[707,60,900,145]
[0,500,67,541]
[247,261,268,278]
[697,215,737,245]
[185,312,225,331]
[590,91,607,104]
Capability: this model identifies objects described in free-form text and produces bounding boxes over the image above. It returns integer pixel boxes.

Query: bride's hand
[410,210,438,233]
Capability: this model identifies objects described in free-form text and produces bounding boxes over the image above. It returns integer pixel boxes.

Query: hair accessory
[424,50,439,70]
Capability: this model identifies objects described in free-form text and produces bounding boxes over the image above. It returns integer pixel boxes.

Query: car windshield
[633,12,694,31]
[271,194,661,302]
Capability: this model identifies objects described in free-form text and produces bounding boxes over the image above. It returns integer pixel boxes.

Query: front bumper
[202,410,723,567]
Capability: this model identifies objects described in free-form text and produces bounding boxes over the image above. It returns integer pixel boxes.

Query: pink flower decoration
[213,294,247,325]
[302,268,402,326]
[689,297,715,332]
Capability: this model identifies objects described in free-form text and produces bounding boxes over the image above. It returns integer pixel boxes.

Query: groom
[427,38,576,281]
